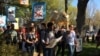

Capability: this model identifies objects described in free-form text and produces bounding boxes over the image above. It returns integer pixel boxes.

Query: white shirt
[47,31,55,44]
[68,30,76,45]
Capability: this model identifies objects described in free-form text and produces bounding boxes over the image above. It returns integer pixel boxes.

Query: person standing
[42,22,55,56]
[3,25,11,45]
[25,27,37,56]
[10,24,18,45]
[66,25,77,56]
[39,23,47,56]
[56,26,66,56]
[18,26,27,56]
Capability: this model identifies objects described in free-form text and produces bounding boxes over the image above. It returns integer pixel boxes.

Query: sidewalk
[34,51,43,56]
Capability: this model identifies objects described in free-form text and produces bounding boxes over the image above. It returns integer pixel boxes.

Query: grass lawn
[57,43,100,56]
[1,42,100,56]
[79,43,100,56]
[0,35,100,56]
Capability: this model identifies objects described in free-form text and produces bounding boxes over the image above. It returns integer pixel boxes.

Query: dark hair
[7,25,10,29]
[29,27,34,32]
[66,31,70,35]
[47,22,53,28]
[41,23,46,27]
[11,24,14,30]
[61,25,65,29]
[69,24,74,28]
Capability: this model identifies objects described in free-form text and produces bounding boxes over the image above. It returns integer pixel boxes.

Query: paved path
[34,51,43,56]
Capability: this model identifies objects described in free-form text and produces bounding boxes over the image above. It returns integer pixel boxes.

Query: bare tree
[93,10,100,28]
[86,1,95,18]
[85,0,96,31]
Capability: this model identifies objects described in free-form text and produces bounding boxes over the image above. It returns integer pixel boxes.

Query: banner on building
[0,15,6,27]
[19,0,29,6]
[7,6,16,22]
[32,2,46,21]
[13,18,19,30]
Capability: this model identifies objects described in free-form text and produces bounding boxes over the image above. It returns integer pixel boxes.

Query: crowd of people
[0,22,84,56]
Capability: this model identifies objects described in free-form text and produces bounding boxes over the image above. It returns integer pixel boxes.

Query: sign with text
[13,18,19,30]
[7,6,16,22]
[19,0,29,6]
[0,15,6,27]
[32,2,46,21]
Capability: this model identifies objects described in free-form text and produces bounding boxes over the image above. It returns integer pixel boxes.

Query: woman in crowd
[18,25,27,55]
[66,25,77,56]
[25,26,37,56]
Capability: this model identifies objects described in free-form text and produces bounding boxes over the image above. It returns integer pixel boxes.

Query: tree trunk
[76,0,89,34]
[65,0,68,13]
